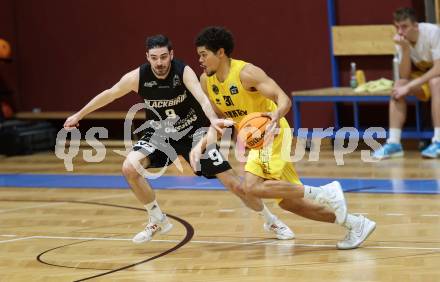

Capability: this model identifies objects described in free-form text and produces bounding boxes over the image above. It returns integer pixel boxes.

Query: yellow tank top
[206,59,281,125]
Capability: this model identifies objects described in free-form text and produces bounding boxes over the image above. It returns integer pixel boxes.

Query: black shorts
[133,131,231,178]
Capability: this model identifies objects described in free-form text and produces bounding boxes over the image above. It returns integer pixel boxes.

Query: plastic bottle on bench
[350,62,358,89]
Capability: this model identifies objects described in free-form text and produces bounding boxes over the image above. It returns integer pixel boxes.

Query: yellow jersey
[205,59,283,125]
[205,58,299,184]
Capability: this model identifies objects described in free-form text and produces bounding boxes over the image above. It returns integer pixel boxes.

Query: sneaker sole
[373,151,404,160]
[421,152,439,159]
[132,222,173,244]
[273,230,295,240]
[132,235,153,244]
[337,220,376,250]
[276,234,295,240]
[160,223,173,235]
[263,224,295,240]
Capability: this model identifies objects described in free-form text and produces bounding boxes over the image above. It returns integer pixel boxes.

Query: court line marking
[0,236,35,243]
[0,194,129,214]
[235,211,440,218]
[2,235,440,250]
[217,209,236,213]
[0,202,67,214]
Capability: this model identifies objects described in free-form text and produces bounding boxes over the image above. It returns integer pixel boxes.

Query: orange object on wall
[1,101,14,119]
[0,39,12,59]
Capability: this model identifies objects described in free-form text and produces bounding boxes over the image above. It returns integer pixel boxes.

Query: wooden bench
[291,87,431,139]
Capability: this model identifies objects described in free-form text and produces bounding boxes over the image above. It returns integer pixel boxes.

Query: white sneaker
[132,215,173,244]
[337,215,376,250]
[315,181,347,224]
[263,217,295,240]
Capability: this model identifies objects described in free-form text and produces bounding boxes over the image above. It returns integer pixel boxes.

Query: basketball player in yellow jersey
[191,26,376,249]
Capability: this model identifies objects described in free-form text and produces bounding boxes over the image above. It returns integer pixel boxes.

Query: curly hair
[195,26,234,56]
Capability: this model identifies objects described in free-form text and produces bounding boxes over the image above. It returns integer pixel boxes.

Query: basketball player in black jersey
[64,35,294,243]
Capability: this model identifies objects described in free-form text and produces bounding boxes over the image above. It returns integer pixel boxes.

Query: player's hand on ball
[261,111,280,141]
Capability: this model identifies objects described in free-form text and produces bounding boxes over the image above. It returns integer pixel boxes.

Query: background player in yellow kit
[191,26,376,249]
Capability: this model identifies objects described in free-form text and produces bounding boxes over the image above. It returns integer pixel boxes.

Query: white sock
[144,200,164,221]
[342,214,359,229]
[387,128,402,144]
[432,127,440,143]
[303,185,323,201]
[259,204,276,223]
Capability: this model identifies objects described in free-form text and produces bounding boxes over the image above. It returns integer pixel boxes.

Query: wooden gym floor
[0,145,440,282]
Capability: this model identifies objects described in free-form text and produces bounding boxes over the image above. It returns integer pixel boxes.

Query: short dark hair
[393,7,417,23]
[146,34,173,51]
[195,26,234,56]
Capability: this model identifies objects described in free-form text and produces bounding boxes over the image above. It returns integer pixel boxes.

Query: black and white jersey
[137,59,209,138]
[134,59,231,177]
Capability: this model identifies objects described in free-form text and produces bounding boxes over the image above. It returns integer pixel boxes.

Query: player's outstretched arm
[64,69,139,130]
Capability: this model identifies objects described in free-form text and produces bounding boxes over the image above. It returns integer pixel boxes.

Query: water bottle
[350,62,358,88]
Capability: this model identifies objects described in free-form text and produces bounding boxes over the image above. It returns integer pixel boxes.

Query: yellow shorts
[411,71,430,101]
[244,118,302,185]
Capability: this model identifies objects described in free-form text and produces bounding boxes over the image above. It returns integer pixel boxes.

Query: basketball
[237,112,271,149]
[0,39,11,59]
